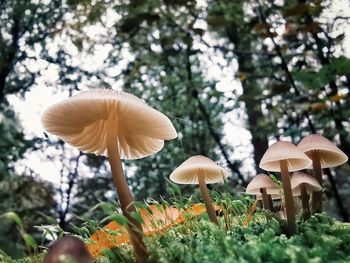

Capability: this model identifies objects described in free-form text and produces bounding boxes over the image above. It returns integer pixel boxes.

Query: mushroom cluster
[41,88,349,261]
[291,171,322,220]
[245,136,348,235]
[297,134,348,213]
[245,173,280,212]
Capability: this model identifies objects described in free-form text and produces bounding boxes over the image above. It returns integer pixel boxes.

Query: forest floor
[93,212,350,263]
[4,205,350,263]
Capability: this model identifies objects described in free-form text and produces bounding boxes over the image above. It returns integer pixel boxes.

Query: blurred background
[0,0,349,258]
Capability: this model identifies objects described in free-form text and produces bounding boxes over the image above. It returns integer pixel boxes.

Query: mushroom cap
[169,155,229,184]
[43,236,93,263]
[297,134,348,168]
[41,89,177,159]
[245,174,280,195]
[259,141,312,172]
[291,171,322,195]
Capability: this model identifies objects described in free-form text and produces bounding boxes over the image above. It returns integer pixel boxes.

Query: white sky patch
[16,153,62,185]
[8,88,67,136]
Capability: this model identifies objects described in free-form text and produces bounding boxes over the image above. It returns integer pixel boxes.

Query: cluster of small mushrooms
[41,89,348,262]
[246,137,348,235]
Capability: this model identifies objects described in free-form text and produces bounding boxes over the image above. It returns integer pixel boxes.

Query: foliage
[104,0,244,200]
[0,105,56,258]
[0,105,30,177]
[93,213,350,263]
[1,0,350,259]
[6,195,350,263]
[0,0,64,102]
[0,174,56,258]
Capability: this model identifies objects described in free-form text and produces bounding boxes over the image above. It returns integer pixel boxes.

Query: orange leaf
[87,204,223,258]
[87,205,181,258]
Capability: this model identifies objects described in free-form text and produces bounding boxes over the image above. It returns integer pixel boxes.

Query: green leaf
[293,70,328,89]
[130,211,143,225]
[111,214,129,225]
[23,233,37,249]
[329,56,350,76]
[1,212,23,229]
[101,248,117,261]
[100,202,115,214]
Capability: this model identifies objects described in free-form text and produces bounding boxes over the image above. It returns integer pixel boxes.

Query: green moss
[92,213,350,263]
[4,211,350,263]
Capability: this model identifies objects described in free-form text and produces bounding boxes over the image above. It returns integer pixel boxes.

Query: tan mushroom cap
[291,171,322,195]
[169,155,229,184]
[297,134,348,168]
[41,89,177,159]
[259,141,312,172]
[245,174,281,195]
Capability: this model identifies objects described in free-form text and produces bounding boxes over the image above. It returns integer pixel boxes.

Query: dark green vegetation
[3,199,350,263]
[102,213,350,263]
[1,0,350,260]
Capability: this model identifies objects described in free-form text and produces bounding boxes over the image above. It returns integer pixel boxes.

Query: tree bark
[0,17,20,103]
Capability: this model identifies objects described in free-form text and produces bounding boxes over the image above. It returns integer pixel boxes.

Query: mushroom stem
[280,160,296,235]
[311,150,323,213]
[198,169,219,225]
[267,194,275,212]
[300,183,311,220]
[107,138,148,263]
[260,188,272,211]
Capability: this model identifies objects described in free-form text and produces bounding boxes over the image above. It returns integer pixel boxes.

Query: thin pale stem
[106,117,148,263]
[280,160,297,235]
[300,183,311,220]
[311,150,323,213]
[198,169,219,225]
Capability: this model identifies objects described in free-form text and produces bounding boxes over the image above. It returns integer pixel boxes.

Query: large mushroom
[291,171,322,220]
[259,141,312,235]
[297,134,348,213]
[245,174,280,211]
[41,89,177,262]
[169,155,229,225]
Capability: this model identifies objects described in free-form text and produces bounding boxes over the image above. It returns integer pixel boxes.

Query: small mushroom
[245,174,280,211]
[43,236,93,263]
[297,134,348,213]
[42,89,177,262]
[169,155,229,225]
[291,171,322,220]
[259,141,312,235]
